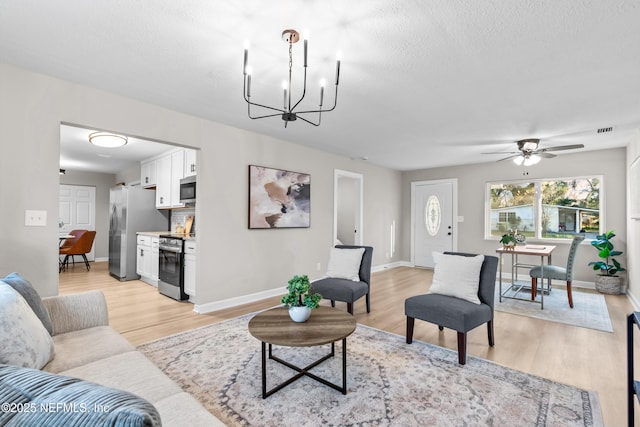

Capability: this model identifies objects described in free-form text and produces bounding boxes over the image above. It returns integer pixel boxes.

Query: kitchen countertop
[136,231,168,237]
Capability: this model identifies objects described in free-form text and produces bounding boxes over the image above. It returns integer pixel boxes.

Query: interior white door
[413,181,454,268]
[334,170,363,245]
[59,184,96,261]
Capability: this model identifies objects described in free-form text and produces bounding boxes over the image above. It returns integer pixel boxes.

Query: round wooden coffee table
[248,306,356,398]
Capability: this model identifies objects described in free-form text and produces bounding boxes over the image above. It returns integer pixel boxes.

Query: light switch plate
[25,210,47,226]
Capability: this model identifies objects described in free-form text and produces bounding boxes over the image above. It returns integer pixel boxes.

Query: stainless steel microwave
[179,176,196,204]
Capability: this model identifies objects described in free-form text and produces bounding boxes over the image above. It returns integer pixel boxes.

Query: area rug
[138,314,603,426]
[495,284,613,332]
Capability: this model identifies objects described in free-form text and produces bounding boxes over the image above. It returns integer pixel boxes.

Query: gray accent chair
[530,234,585,308]
[310,245,373,315]
[405,252,499,365]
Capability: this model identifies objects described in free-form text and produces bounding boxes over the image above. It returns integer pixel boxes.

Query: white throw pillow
[0,282,55,369]
[325,247,365,281]
[428,252,484,304]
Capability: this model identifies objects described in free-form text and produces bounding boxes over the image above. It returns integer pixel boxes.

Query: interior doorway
[59,184,97,261]
[334,169,363,246]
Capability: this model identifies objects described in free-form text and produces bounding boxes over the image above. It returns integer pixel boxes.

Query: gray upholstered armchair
[405,252,498,365]
[310,245,373,315]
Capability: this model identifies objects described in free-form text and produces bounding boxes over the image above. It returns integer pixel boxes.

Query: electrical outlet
[25,210,47,226]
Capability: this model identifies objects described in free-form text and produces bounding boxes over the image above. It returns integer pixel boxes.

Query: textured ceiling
[2,0,640,172]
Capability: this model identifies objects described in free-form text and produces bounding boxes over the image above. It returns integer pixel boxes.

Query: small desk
[496,245,556,309]
[248,306,356,398]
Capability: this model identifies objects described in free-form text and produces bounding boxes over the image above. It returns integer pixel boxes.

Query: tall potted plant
[281,275,322,322]
[589,230,626,294]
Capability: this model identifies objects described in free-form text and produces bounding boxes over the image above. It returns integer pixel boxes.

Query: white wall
[0,63,402,304]
[401,148,628,283]
[627,130,640,305]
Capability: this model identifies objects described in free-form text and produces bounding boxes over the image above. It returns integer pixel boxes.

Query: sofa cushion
[155,392,227,426]
[428,252,485,304]
[1,272,53,335]
[0,283,54,369]
[325,247,365,281]
[43,326,135,373]
[0,364,160,426]
[60,351,185,405]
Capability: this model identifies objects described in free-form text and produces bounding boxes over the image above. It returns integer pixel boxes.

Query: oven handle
[159,245,182,253]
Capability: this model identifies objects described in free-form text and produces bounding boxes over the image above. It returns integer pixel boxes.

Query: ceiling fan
[482,138,585,166]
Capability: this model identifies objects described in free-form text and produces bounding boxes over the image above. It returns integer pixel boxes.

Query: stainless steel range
[158,235,189,301]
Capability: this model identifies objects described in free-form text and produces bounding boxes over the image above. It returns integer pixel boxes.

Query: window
[486,176,601,241]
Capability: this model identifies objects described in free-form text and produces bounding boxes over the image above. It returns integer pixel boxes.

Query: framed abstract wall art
[248,165,311,229]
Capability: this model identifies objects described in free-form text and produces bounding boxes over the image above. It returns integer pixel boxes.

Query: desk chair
[530,234,584,308]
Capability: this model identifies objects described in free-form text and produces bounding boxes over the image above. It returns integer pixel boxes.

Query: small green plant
[499,234,516,245]
[589,230,625,276]
[281,275,322,309]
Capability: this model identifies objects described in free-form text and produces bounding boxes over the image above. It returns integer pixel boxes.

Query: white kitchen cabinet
[136,234,159,286]
[184,148,197,177]
[184,239,196,298]
[137,234,160,286]
[155,154,172,208]
[141,159,157,188]
[154,148,185,209]
[170,149,185,208]
[150,236,159,283]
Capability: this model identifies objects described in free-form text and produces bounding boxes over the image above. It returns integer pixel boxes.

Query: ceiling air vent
[597,127,613,133]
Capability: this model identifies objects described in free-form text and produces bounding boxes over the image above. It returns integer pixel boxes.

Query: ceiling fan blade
[496,154,521,162]
[538,144,584,152]
[481,151,520,155]
[538,152,556,158]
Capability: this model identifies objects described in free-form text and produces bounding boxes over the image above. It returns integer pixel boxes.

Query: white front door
[412,180,456,268]
[59,184,96,261]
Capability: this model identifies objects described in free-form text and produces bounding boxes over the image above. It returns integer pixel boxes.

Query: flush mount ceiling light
[88,131,128,148]
[243,29,340,127]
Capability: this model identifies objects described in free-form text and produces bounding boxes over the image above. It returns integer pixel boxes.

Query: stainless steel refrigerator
[109,186,168,281]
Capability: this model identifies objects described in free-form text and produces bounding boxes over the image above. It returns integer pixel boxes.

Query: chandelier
[243,29,340,127]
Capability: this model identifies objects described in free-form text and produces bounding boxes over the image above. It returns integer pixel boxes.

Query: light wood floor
[59,261,634,426]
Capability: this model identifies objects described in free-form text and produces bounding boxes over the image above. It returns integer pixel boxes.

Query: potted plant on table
[281,275,322,322]
[589,230,626,294]
[500,233,517,251]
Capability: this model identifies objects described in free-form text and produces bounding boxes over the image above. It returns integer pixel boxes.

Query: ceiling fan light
[523,154,541,166]
[512,156,524,165]
[88,132,128,148]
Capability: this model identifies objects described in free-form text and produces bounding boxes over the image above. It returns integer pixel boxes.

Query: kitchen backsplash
[170,209,195,234]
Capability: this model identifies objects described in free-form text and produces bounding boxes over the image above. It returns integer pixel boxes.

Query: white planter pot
[595,275,625,295]
[288,306,312,323]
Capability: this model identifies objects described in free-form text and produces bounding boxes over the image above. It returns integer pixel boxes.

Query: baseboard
[194,286,284,314]
[372,261,412,272]
[194,262,412,314]
[627,291,640,311]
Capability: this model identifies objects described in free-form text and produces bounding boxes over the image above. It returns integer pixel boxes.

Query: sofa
[0,274,224,426]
